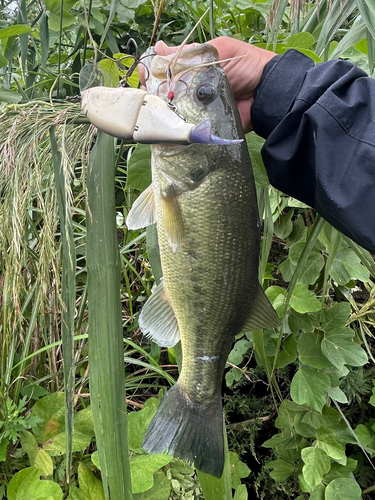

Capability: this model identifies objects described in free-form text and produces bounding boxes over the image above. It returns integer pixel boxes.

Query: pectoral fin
[139,279,180,347]
[126,184,156,230]
[242,284,281,331]
[161,184,184,252]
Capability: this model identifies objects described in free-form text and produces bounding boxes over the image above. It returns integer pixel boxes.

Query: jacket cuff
[251,49,315,139]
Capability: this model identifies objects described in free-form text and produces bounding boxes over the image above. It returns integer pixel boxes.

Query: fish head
[143,44,244,144]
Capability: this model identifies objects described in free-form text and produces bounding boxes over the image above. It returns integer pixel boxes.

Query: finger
[237,99,253,134]
[154,41,177,55]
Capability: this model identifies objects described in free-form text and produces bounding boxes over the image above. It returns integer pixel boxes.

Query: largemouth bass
[125,44,280,477]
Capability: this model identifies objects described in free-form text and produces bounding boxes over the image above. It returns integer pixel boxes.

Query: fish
[125,44,280,477]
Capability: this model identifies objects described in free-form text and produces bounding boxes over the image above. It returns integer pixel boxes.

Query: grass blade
[86,131,132,500]
[50,125,76,481]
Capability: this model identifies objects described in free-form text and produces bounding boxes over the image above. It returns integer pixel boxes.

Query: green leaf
[127,398,159,453]
[7,467,63,500]
[324,459,357,482]
[301,447,331,489]
[233,484,248,500]
[0,89,22,102]
[285,32,315,49]
[0,438,8,461]
[310,483,325,500]
[293,414,316,438]
[274,209,294,239]
[133,471,171,500]
[0,25,31,38]
[98,59,120,87]
[43,0,78,31]
[291,368,331,412]
[20,431,38,464]
[327,387,348,404]
[273,334,297,369]
[288,310,314,333]
[299,253,325,285]
[298,333,333,369]
[130,454,172,494]
[31,393,95,456]
[316,426,346,462]
[34,449,54,476]
[321,328,368,369]
[264,459,294,481]
[325,478,362,500]
[275,400,307,429]
[229,452,250,489]
[71,463,105,500]
[126,144,152,191]
[354,424,372,447]
[228,339,251,365]
[322,302,351,330]
[330,248,370,284]
[290,284,322,314]
[246,133,268,188]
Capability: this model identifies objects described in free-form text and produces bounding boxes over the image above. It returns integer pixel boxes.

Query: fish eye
[196,84,216,104]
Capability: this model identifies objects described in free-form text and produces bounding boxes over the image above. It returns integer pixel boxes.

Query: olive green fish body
[130,44,279,477]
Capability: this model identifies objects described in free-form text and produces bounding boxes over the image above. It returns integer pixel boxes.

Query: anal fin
[126,184,156,230]
[242,283,281,331]
[139,279,180,347]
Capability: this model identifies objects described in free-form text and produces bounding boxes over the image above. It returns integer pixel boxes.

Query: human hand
[151,37,276,133]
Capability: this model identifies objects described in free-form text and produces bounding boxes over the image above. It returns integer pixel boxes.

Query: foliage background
[0,0,374,499]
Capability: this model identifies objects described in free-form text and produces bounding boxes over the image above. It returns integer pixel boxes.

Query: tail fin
[142,383,224,478]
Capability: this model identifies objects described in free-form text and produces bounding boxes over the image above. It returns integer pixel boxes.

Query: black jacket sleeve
[251,49,375,254]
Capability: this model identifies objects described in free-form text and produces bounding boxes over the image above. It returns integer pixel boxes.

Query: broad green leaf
[133,471,170,500]
[293,414,316,438]
[302,407,341,431]
[31,393,95,455]
[298,333,333,369]
[126,144,151,191]
[233,484,248,500]
[274,209,294,239]
[290,284,321,314]
[7,467,63,500]
[0,54,8,69]
[330,248,370,284]
[20,431,38,464]
[98,59,120,87]
[321,328,368,369]
[285,32,315,49]
[0,89,22,102]
[291,368,331,412]
[229,452,250,489]
[310,483,325,500]
[316,426,346,462]
[70,463,105,500]
[327,387,348,404]
[298,252,325,285]
[354,424,372,447]
[324,459,357,482]
[127,398,159,452]
[325,478,362,500]
[288,310,314,333]
[322,302,351,330]
[225,366,242,387]
[279,257,297,282]
[34,449,54,476]
[275,400,307,429]
[286,214,307,246]
[0,438,8,461]
[263,430,302,450]
[130,454,172,494]
[273,334,297,369]
[301,447,331,489]
[228,339,251,365]
[264,459,294,481]
[0,25,31,38]
[43,0,78,31]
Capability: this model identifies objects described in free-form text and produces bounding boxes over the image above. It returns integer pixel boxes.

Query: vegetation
[0,0,374,499]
